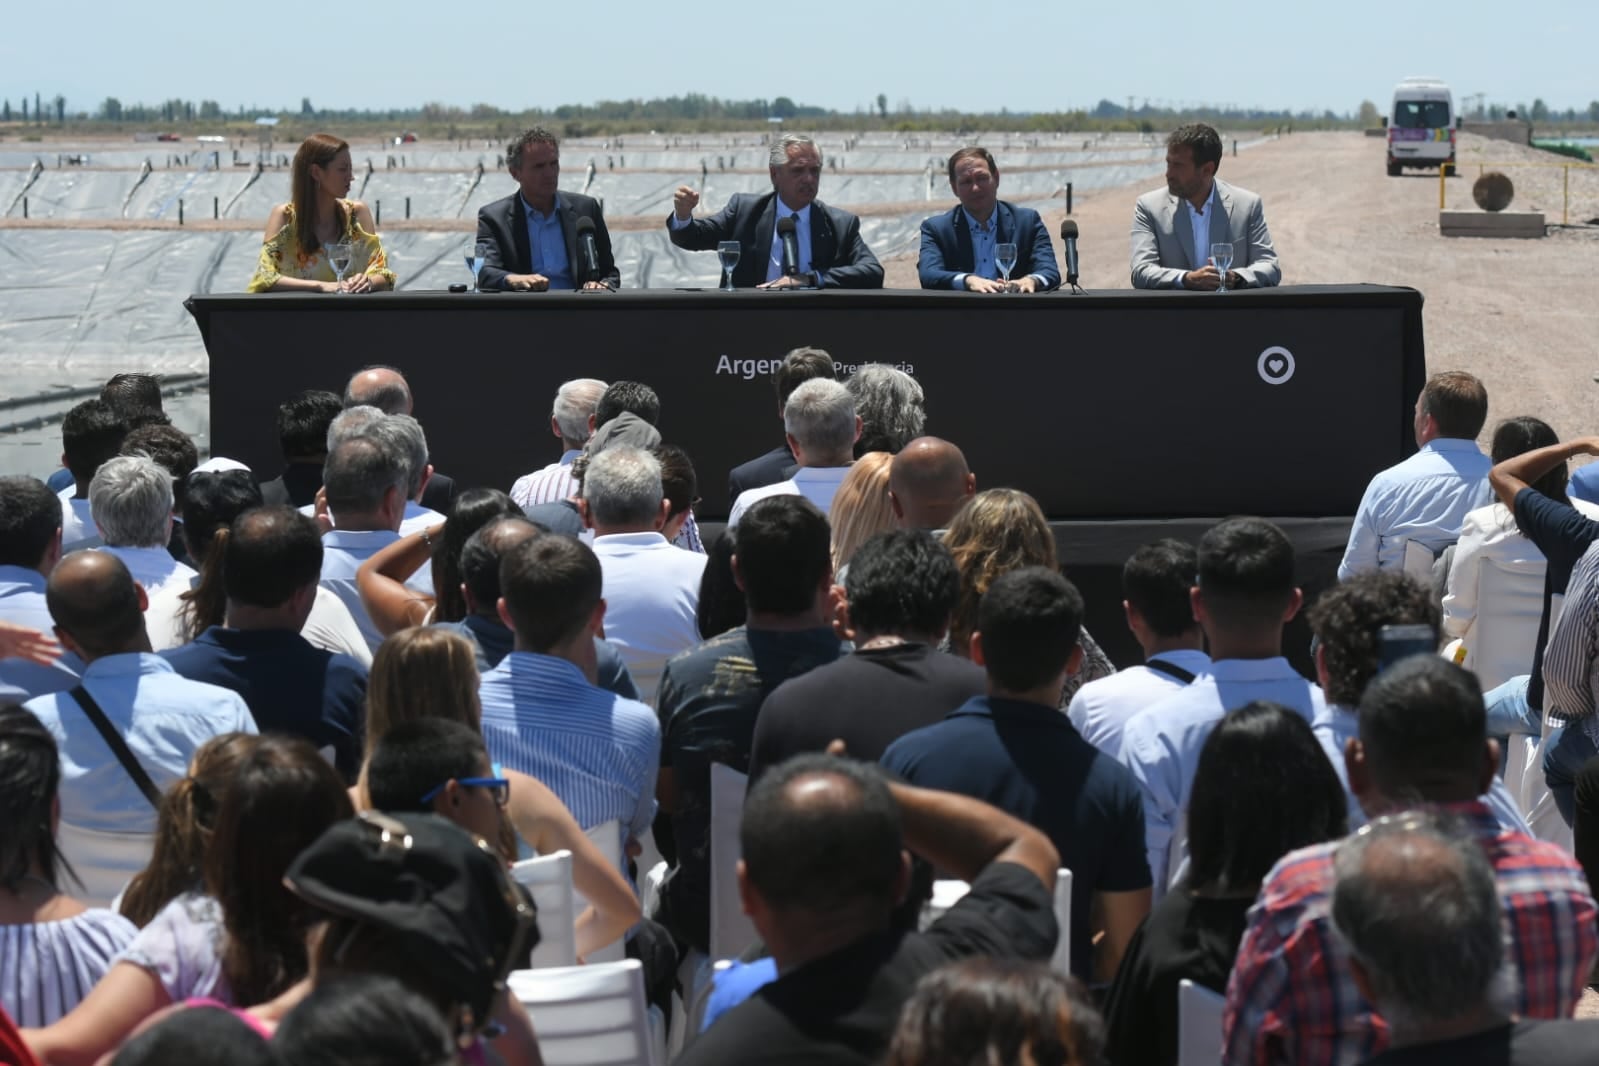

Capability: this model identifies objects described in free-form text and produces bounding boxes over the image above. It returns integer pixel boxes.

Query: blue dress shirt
[24,653,258,834]
[0,564,82,698]
[765,199,814,283]
[319,529,433,652]
[523,194,575,291]
[1338,438,1494,580]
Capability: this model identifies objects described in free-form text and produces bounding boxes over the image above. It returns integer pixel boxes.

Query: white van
[1386,77,1456,176]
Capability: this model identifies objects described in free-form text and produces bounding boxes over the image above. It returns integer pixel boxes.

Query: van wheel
[1387,159,1401,177]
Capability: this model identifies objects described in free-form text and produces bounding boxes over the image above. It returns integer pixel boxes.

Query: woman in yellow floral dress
[247,133,396,293]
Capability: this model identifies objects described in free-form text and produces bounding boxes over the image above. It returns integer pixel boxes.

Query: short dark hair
[1419,371,1489,440]
[278,390,344,461]
[367,719,488,815]
[741,754,904,916]
[123,407,173,431]
[1123,539,1199,638]
[122,424,198,508]
[0,476,63,569]
[945,145,999,185]
[1358,655,1487,792]
[594,381,660,428]
[734,496,832,615]
[323,437,406,516]
[181,470,264,565]
[1307,571,1439,707]
[845,531,959,639]
[654,444,698,520]
[775,348,836,407]
[507,127,559,171]
[696,532,746,639]
[1187,701,1348,894]
[976,567,1084,692]
[499,534,601,652]
[459,516,539,616]
[886,959,1104,1066]
[61,398,129,488]
[1196,517,1296,631]
[100,373,162,419]
[273,974,455,1066]
[223,507,324,609]
[108,1005,276,1066]
[1168,123,1223,170]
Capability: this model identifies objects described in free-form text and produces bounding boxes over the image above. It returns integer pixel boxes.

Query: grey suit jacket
[1129,178,1280,290]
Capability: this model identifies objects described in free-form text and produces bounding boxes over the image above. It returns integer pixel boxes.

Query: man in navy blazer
[668,134,883,290]
[919,147,1059,293]
[476,127,620,292]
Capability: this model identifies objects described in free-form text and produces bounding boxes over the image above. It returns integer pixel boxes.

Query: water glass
[326,241,353,292]
[463,241,488,293]
[1210,243,1235,293]
[995,242,1018,288]
[717,241,741,291]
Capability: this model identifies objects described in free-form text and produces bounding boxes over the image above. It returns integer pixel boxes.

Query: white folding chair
[509,959,655,1066]
[511,849,577,969]
[1177,978,1226,1066]
[56,823,154,909]
[921,879,971,930]
[580,820,628,964]
[709,763,756,960]
[1049,869,1073,977]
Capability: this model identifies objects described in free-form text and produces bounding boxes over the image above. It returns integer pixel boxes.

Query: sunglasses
[421,776,510,808]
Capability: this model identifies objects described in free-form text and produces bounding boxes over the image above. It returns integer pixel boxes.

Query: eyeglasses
[421,776,510,808]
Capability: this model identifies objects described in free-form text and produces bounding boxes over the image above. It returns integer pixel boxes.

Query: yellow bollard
[1439,166,1446,210]
[1564,166,1570,226]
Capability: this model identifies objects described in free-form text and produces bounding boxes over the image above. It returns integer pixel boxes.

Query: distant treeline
[3,91,1598,139]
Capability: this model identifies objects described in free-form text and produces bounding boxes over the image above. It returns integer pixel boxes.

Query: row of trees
[1357,98,1599,125]
[0,94,65,124]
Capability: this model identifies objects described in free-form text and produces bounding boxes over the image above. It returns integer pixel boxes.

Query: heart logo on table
[1256,346,1296,386]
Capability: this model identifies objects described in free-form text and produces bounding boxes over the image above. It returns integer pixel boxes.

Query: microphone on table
[575,216,604,288]
[1060,220,1081,292]
[776,215,801,280]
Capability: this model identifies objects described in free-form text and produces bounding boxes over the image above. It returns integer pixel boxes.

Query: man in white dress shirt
[1339,371,1493,580]
[728,379,861,527]
[1068,539,1211,757]
[88,456,195,650]
[511,378,608,509]
[582,446,706,703]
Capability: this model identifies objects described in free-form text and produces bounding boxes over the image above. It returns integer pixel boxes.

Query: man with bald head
[676,754,1059,1066]
[25,552,256,902]
[888,437,976,532]
[341,365,456,512]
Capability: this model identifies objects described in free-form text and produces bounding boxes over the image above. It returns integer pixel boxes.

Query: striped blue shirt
[479,650,660,846]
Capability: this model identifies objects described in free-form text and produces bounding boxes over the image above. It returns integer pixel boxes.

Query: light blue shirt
[953,206,999,290]
[24,653,257,834]
[1120,656,1326,894]
[1311,701,1530,834]
[0,564,81,698]
[765,199,814,284]
[522,193,574,291]
[1568,464,1599,507]
[1338,438,1494,580]
[1183,181,1218,279]
[318,528,434,652]
[479,651,660,848]
[590,531,707,705]
[726,465,854,528]
[1067,649,1213,757]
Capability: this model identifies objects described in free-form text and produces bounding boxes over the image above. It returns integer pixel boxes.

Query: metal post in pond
[375,201,380,226]
[1066,182,1073,215]
[179,200,184,225]
[1233,140,1238,157]
[405,197,411,220]
[213,197,219,219]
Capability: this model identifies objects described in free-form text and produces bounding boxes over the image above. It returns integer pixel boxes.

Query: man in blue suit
[918,148,1059,293]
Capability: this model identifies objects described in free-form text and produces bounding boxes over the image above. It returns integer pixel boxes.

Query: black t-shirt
[1100,888,1253,1066]
[678,861,1057,1066]
[748,643,987,781]
[1512,488,1599,711]
[1363,1019,1599,1065]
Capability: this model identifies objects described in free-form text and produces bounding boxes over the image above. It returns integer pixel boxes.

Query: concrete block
[1440,210,1545,238]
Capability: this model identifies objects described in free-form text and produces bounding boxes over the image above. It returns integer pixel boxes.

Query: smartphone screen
[1377,624,1437,671]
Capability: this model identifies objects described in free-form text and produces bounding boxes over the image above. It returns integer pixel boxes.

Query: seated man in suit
[918,147,1059,293]
[668,134,883,290]
[476,126,620,292]
[1130,123,1281,290]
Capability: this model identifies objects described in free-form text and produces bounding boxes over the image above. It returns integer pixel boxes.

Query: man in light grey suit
[1130,124,1280,290]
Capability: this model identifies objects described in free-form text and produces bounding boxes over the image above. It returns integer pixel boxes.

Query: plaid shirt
[1222,801,1598,1066]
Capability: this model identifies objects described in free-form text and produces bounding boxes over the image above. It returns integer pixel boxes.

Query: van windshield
[1394,100,1452,129]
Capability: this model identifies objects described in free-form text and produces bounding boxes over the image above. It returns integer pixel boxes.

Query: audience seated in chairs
[511,377,608,509]
[727,348,835,502]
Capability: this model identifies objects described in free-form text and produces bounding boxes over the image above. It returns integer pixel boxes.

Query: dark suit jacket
[420,471,456,515]
[666,192,883,289]
[476,191,620,291]
[917,201,1060,290]
[259,462,324,509]
[727,443,796,503]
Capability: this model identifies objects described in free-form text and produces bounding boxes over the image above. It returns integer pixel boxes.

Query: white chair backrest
[511,849,577,969]
[509,959,655,1066]
[1468,556,1545,692]
[922,879,971,929]
[56,823,153,909]
[1049,869,1073,977]
[578,820,627,964]
[709,763,757,960]
[1177,978,1226,1066]
[1401,539,1438,584]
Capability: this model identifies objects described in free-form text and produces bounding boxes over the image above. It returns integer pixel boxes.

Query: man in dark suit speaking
[667,134,883,290]
[918,147,1059,293]
[476,127,620,292]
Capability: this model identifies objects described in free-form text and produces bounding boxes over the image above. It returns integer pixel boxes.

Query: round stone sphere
[1473,171,1515,212]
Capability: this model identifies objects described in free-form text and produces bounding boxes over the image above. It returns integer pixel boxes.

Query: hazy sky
[6,1,1593,117]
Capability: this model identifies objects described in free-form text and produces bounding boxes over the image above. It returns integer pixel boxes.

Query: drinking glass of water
[326,241,353,292]
[463,241,488,293]
[1210,243,1234,293]
[717,241,741,291]
[995,243,1018,289]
